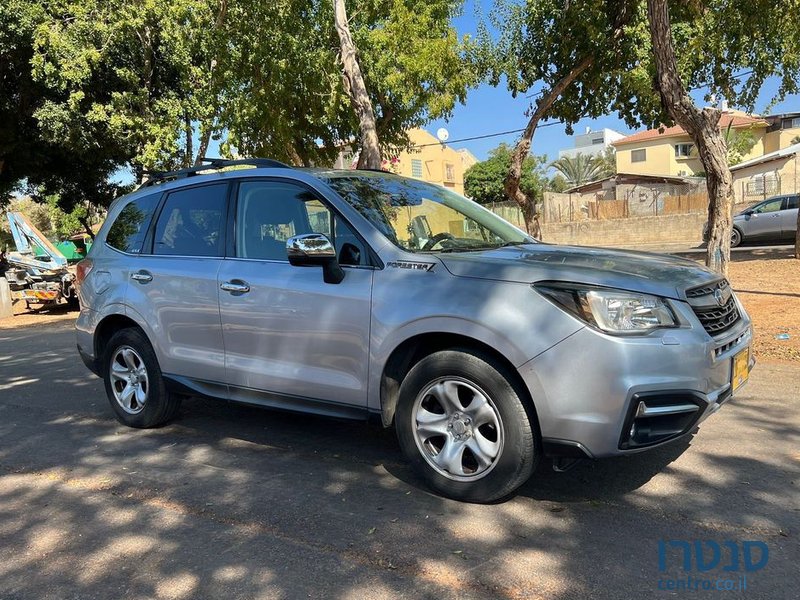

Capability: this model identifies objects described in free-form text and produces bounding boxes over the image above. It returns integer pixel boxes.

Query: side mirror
[286,233,344,284]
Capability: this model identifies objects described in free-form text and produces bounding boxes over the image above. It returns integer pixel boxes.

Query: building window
[444,162,455,182]
[411,159,423,178]
[591,137,604,144]
[631,149,647,163]
[675,143,694,158]
[792,117,800,128]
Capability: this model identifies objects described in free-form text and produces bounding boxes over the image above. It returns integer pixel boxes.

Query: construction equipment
[3,212,80,308]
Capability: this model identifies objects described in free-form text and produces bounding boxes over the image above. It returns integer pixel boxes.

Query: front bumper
[518,300,753,458]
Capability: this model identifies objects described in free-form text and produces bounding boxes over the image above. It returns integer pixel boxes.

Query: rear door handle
[220,280,250,294]
[130,270,153,283]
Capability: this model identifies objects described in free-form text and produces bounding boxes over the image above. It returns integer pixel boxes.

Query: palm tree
[549,153,608,187]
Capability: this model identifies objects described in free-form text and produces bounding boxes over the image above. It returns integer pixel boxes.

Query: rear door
[217,178,373,412]
[126,182,230,387]
[782,195,799,240]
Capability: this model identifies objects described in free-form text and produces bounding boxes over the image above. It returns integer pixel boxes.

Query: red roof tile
[612,114,768,146]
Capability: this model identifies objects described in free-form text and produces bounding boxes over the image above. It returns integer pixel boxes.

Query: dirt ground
[1,254,798,362]
[727,257,800,363]
[0,298,77,329]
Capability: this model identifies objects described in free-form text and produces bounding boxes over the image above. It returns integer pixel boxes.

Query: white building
[558,127,625,159]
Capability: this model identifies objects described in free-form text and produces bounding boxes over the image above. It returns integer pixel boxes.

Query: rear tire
[395,349,538,503]
[102,328,182,428]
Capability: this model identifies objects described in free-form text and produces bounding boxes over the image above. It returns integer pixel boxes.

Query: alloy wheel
[109,346,149,414]
[411,377,504,481]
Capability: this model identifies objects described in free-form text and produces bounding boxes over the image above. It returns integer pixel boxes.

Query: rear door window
[153,184,228,257]
[786,195,799,210]
[106,193,161,254]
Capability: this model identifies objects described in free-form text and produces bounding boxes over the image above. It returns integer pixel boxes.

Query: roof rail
[140,157,291,188]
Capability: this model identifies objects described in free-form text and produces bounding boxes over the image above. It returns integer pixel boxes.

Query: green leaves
[549,152,612,187]
[464,143,547,205]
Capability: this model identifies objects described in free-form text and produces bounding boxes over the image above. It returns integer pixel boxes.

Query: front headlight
[534,283,678,334]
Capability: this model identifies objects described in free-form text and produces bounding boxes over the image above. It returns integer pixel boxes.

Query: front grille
[686,279,741,335]
[686,280,727,298]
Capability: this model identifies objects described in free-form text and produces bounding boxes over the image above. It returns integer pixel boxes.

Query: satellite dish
[436,128,450,142]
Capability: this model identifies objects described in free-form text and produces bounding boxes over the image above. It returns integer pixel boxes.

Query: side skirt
[162,373,372,422]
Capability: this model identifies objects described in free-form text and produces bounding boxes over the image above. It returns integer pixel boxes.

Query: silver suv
[76,159,754,502]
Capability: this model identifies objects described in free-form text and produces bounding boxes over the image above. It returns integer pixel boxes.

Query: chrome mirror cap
[286,233,344,284]
[286,233,336,260]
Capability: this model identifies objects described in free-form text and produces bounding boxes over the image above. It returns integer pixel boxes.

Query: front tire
[102,328,181,428]
[731,227,743,248]
[395,349,538,503]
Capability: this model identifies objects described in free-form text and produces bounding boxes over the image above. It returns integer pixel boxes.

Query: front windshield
[324,173,534,252]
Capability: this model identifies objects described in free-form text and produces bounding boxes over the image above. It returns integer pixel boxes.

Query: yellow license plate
[732,348,750,391]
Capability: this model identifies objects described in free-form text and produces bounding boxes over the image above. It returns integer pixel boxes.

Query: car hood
[437,244,720,299]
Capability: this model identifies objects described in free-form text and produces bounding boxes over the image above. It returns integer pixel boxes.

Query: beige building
[730,143,800,204]
[391,128,469,194]
[333,128,471,195]
[613,111,800,177]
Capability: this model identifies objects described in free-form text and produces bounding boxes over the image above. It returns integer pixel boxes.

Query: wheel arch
[378,332,540,435]
[94,312,150,364]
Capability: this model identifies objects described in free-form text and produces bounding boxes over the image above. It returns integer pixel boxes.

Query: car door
[217,178,374,412]
[126,182,230,387]
[782,195,799,240]
[743,197,784,240]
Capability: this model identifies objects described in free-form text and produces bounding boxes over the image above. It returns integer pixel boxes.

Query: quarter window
[153,184,227,257]
[106,193,161,254]
[631,149,647,163]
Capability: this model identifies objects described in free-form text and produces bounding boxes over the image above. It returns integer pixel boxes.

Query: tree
[220,0,477,166]
[723,124,757,166]
[548,174,570,193]
[488,0,640,235]
[464,144,547,205]
[550,153,608,187]
[791,135,800,145]
[490,0,800,271]
[333,0,381,168]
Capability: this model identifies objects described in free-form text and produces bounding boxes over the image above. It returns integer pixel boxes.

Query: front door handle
[220,280,250,294]
[130,270,153,283]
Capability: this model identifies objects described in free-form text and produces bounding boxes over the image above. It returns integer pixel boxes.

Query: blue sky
[423,3,800,162]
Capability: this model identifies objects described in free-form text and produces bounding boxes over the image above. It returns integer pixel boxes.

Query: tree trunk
[195,126,212,165]
[184,111,193,167]
[79,216,95,241]
[647,0,733,275]
[333,0,381,169]
[504,56,593,237]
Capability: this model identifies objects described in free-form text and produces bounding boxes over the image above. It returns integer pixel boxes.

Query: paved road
[0,320,798,599]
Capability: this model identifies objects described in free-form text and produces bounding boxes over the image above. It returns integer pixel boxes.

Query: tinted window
[236,180,365,265]
[106,193,160,253]
[787,196,799,210]
[153,184,227,257]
